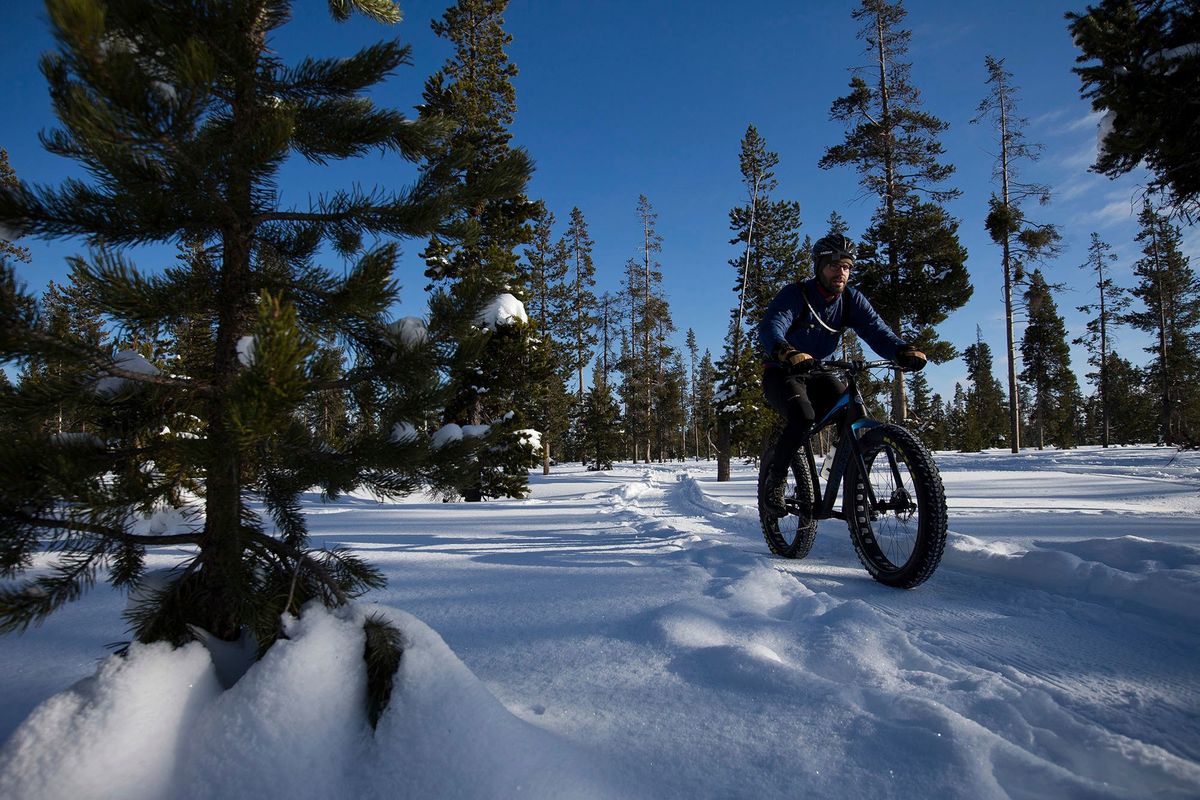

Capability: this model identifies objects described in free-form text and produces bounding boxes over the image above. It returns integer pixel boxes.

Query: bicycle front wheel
[845,424,947,588]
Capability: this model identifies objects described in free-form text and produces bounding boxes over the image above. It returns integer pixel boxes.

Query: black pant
[762,366,846,473]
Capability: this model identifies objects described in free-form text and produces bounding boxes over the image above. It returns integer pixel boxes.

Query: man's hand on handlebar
[895,345,927,372]
[773,344,815,372]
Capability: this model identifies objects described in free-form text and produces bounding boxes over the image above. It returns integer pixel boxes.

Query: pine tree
[21,271,110,435]
[685,328,699,459]
[1020,270,1083,449]
[563,207,599,401]
[973,55,1062,452]
[717,126,803,480]
[961,333,1008,451]
[1074,233,1129,448]
[1125,198,1200,444]
[617,195,670,464]
[0,149,31,264]
[820,0,970,420]
[0,0,526,694]
[1067,0,1200,221]
[696,349,717,460]
[419,0,541,499]
[519,205,571,473]
[580,377,621,470]
[1085,352,1159,444]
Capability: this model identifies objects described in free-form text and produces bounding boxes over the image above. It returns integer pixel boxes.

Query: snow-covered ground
[2,446,1198,799]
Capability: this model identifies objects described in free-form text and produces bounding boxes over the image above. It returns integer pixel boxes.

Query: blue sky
[2,0,1194,402]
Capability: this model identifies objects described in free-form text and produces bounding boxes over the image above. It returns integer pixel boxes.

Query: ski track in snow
[2,448,1198,798]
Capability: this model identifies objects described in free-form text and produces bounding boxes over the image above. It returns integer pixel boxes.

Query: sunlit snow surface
[2,446,1198,798]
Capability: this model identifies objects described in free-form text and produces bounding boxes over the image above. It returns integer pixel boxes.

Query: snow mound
[475,293,528,328]
[0,604,621,800]
[945,534,1200,621]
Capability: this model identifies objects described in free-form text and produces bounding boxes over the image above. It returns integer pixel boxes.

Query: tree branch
[245,529,349,605]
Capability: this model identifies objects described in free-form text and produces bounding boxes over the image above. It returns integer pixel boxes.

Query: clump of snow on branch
[431,424,463,449]
[462,425,490,439]
[93,349,159,396]
[475,294,528,330]
[388,317,428,347]
[389,422,418,444]
[236,335,256,366]
[516,429,542,451]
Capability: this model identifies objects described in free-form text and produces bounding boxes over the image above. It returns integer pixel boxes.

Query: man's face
[818,258,853,294]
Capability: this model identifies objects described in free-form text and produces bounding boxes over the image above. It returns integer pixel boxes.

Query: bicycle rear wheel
[758,440,817,559]
[845,424,947,588]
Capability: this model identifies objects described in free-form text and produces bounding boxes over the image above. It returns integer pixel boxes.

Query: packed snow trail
[1,448,1197,798]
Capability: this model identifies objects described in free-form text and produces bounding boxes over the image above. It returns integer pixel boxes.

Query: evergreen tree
[21,271,110,435]
[1074,233,1129,447]
[1020,270,1083,449]
[563,207,599,401]
[696,349,717,460]
[0,0,525,702]
[617,195,670,464]
[519,205,571,472]
[820,0,970,420]
[946,383,968,450]
[419,0,540,499]
[973,55,1062,452]
[1125,198,1200,444]
[1083,352,1159,444]
[906,369,937,448]
[685,328,699,459]
[961,333,1008,451]
[654,347,687,461]
[580,377,621,470]
[1067,0,1200,221]
[0,149,31,263]
[717,126,803,479]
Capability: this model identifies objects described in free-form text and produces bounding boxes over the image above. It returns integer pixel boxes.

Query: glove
[773,344,814,371]
[896,345,927,371]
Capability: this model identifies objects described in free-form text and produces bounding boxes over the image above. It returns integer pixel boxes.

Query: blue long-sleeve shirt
[757,279,905,366]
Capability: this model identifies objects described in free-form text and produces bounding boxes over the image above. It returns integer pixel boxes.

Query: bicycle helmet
[812,233,856,275]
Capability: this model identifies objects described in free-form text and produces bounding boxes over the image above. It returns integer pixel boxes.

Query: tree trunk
[716,417,731,482]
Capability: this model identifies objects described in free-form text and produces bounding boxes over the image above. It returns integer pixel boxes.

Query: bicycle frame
[784,360,893,522]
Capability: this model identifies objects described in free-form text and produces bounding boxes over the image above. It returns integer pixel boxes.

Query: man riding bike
[758,233,926,516]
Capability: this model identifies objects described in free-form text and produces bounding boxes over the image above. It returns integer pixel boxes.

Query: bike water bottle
[819,450,833,482]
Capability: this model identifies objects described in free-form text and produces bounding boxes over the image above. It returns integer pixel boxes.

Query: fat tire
[758,440,818,559]
[845,424,947,588]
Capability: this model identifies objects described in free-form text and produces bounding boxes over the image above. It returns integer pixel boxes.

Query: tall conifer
[0,0,526,684]
[0,149,31,263]
[1020,270,1082,449]
[1074,233,1129,448]
[961,333,1008,451]
[1125,199,1200,444]
[821,0,970,419]
[973,55,1062,452]
[419,0,540,498]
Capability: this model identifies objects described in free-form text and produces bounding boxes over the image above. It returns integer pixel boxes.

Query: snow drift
[0,604,623,800]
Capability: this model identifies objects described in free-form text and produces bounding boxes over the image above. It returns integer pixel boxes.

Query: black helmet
[812,234,856,275]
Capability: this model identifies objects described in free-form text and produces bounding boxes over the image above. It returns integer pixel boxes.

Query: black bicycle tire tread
[846,424,947,588]
[758,442,817,559]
